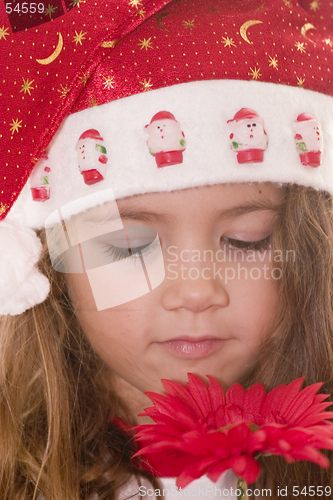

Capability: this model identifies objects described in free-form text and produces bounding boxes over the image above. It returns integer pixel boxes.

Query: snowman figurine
[28,154,51,202]
[293,113,323,168]
[145,111,186,168]
[75,129,108,185]
[227,108,268,164]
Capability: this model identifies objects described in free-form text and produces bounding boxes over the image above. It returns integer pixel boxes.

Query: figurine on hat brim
[227,108,268,164]
[75,129,109,185]
[293,113,323,168]
[145,111,186,168]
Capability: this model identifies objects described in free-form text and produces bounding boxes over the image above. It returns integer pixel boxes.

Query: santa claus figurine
[145,111,186,168]
[28,154,51,202]
[227,108,268,164]
[293,113,323,168]
[75,129,108,185]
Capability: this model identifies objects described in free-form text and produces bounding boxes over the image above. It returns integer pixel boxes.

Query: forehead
[78,183,285,226]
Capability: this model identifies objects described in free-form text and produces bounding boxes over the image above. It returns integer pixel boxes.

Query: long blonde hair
[243,185,333,497]
[0,248,150,499]
[1,184,333,499]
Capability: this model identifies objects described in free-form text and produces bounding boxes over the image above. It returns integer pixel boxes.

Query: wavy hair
[0,184,333,499]
[242,185,333,497]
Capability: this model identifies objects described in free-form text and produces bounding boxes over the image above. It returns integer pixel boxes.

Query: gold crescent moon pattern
[301,23,316,39]
[240,20,263,44]
[36,32,63,65]
[156,12,172,32]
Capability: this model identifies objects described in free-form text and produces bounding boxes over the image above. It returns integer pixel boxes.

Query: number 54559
[5,3,45,14]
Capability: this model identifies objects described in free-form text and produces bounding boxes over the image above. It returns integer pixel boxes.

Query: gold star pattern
[297,76,305,86]
[103,75,115,89]
[70,0,86,6]
[0,203,9,216]
[249,66,261,80]
[140,78,153,91]
[310,0,320,11]
[80,72,90,85]
[222,36,236,48]
[101,39,118,48]
[88,96,98,106]
[0,26,9,41]
[44,4,58,19]
[295,41,306,53]
[138,37,153,50]
[58,84,70,99]
[136,8,146,18]
[10,118,23,135]
[183,20,195,29]
[73,30,87,45]
[268,56,278,69]
[129,0,142,7]
[20,78,35,96]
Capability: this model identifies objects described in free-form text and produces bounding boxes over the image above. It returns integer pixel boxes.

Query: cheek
[223,275,278,386]
[226,257,279,334]
[66,272,152,362]
[66,272,96,312]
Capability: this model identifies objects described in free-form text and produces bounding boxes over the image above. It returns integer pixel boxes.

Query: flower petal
[132,375,333,489]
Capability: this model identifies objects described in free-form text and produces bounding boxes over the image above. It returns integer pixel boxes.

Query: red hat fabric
[1,0,333,221]
[0,0,171,220]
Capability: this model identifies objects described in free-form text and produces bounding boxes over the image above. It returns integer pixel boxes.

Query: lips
[157,336,228,358]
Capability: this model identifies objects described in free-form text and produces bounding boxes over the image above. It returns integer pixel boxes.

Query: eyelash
[104,240,159,261]
[221,235,271,252]
[104,236,271,261]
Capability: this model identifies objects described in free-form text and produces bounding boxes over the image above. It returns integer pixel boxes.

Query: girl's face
[67,183,283,399]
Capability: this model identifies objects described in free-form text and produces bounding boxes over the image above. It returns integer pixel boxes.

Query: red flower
[133,374,333,488]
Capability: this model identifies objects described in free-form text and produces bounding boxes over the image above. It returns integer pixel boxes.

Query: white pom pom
[0,219,50,315]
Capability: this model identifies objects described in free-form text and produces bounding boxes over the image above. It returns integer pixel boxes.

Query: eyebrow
[213,199,283,222]
[83,198,282,226]
[81,207,168,225]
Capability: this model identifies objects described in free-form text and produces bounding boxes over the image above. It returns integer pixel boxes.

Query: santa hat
[296,113,318,123]
[227,108,264,125]
[76,129,105,144]
[145,111,177,127]
[294,112,321,129]
[0,0,333,315]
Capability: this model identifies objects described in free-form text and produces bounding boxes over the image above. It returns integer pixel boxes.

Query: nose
[161,256,229,313]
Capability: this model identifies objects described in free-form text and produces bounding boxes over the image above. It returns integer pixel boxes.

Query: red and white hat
[145,111,178,126]
[76,129,105,143]
[1,0,333,314]
[227,109,263,124]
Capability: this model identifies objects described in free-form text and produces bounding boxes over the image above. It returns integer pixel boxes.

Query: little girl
[1,0,333,499]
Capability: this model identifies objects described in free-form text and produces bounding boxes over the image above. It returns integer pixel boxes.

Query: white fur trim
[11,79,333,228]
[0,220,50,315]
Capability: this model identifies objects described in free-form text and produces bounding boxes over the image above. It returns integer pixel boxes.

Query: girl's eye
[221,235,271,252]
[78,226,160,270]
[105,239,158,261]
[103,226,159,262]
